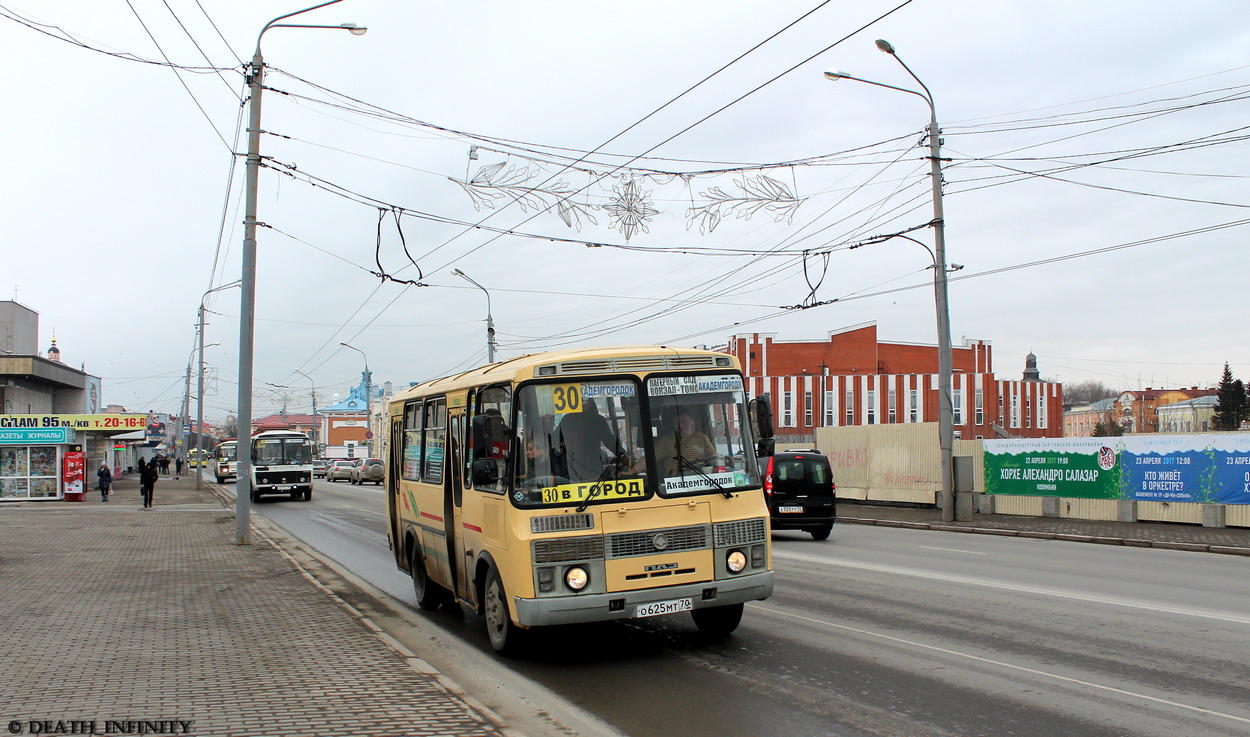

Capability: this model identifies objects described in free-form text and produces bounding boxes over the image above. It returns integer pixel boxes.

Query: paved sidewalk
[0,475,510,737]
[838,500,1250,555]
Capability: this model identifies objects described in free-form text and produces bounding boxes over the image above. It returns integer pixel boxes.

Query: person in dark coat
[175,456,184,475]
[140,458,159,508]
[97,462,113,502]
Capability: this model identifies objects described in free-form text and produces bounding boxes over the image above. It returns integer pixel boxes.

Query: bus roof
[390,345,739,406]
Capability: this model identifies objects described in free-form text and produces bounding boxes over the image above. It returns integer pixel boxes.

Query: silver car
[350,458,384,485]
[326,459,357,482]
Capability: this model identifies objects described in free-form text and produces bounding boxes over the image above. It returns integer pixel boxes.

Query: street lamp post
[196,282,239,490]
[825,39,956,522]
[236,1,365,545]
[293,369,318,453]
[339,342,371,456]
[452,268,496,363]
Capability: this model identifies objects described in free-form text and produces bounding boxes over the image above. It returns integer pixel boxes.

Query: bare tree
[1064,380,1118,407]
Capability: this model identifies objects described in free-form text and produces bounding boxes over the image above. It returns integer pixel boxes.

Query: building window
[824,391,835,426]
[888,388,897,424]
[1037,393,1047,429]
[1011,394,1021,429]
[975,388,984,426]
[866,391,876,425]
[804,391,813,427]
[909,390,918,423]
[953,389,963,425]
[845,389,854,425]
[782,391,793,427]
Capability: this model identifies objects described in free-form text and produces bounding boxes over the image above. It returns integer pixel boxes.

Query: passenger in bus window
[651,407,718,476]
[556,399,617,481]
[522,433,555,487]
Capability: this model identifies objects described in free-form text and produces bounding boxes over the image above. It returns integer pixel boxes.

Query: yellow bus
[386,345,776,654]
[187,447,209,469]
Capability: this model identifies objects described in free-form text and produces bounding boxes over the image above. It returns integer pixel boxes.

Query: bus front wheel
[484,568,526,655]
[410,546,450,612]
[691,603,744,638]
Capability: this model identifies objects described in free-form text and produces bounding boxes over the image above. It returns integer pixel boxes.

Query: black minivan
[764,450,836,540]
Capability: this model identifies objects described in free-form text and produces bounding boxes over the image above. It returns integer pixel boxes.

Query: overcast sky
[4,0,1248,422]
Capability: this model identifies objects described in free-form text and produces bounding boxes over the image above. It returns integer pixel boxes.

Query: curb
[837,515,1250,557]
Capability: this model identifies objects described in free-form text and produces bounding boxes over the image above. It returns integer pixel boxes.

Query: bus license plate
[779,505,803,513]
[275,485,293,491]
[635,598,693,618]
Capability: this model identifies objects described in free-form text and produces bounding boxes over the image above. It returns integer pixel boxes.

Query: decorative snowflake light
[603,178,659,242]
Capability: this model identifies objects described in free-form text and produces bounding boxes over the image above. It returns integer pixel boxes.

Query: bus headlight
[726,550,747,573]
[564,566,589,591]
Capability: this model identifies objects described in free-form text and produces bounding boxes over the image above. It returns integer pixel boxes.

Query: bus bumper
[512,570,774,627]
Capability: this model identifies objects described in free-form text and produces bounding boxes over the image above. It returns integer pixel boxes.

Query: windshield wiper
[676,455,733,498]
[576,458,624,513]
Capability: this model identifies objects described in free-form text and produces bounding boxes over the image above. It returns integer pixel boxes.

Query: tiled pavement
[0,475,510,737]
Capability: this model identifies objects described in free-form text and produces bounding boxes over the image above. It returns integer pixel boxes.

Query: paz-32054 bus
[386,346,776,654]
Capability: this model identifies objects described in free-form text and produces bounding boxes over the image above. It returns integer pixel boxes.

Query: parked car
[312,459,330,479]
[350,458,385,485]
[326,459,358,482]
[763,449,836,540]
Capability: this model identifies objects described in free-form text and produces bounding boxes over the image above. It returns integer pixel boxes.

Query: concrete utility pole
[825,39,956,521]
[294,369,317,452]
[196,283,237,490]
[453,268,497,363]
[236,1,365,545]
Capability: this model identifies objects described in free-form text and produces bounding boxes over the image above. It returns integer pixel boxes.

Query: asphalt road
[233,478,1250,737]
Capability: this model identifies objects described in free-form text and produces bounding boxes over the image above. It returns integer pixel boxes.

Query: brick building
[1113,387,1216,434]
[726,323,1063,439]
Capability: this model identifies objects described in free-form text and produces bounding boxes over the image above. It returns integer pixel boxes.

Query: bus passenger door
[388,416,404,567]
[445,412,466,600]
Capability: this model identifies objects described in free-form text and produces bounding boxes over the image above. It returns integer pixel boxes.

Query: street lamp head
[875,38,896,54]
[340,23,367,36]
[451,268,465,277]
[823,69,848,81]
[206,342,222,349]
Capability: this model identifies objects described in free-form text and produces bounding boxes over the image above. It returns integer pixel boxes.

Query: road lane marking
[773,550,1250,625]
[918,546,986,555]
[751,604,1250,726]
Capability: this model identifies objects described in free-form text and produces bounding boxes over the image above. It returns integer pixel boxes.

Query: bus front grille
[607,524,709,559]
[714,518,767,547]
[533,536,605,563]
[531,513,594,534]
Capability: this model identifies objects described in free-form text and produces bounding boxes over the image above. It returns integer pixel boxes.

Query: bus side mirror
[749,394,774,458]
[472,458,500,485]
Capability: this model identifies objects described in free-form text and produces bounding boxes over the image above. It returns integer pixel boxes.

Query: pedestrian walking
[97,462,112,502]
[136,456,145,476]
[140,458,159,508]
[175,456,184,475]
[159,455,170,475]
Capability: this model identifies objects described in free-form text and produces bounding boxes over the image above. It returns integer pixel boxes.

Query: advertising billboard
[984,434,1250,505]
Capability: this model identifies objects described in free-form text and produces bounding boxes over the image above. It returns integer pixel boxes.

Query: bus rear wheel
[410,546,450,612]
[484,567,526,655]
[691,603,744,638]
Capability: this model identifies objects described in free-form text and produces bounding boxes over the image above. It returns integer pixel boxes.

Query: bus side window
[470,385,512,493]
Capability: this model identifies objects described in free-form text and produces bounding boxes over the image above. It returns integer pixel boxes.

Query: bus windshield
[216,444,236,461]
[645,374,760,496]
[253,437,312,466]
[512,378,645,508]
